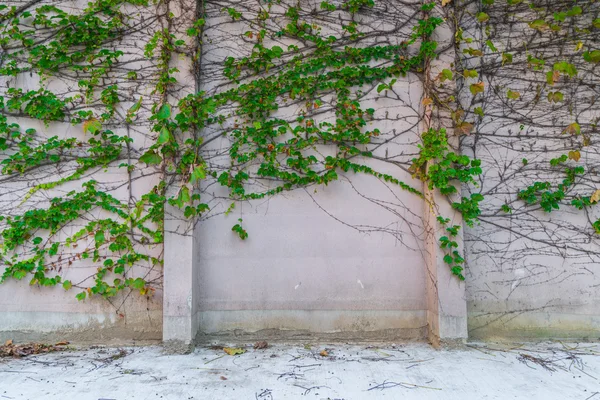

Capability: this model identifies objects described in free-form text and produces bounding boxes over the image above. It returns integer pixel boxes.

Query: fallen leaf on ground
[254,341,268,350]
[0,341,67,358]
[320,350,329,357]
[223,347,246,356]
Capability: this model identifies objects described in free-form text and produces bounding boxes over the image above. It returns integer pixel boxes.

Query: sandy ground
[0,341,599,399]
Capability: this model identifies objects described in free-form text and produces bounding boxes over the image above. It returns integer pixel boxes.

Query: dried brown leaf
[254,341,269,350]
[456,122,474,135]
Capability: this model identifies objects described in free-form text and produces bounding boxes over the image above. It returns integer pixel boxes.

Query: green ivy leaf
[507,90,520,100]
[440,69,453,81]
[140,151,163,165]
[553,12,566,22]
[95,230,105,247]
[129,97,142,113]
[476,12,489,23]
[157,127,172,144]
[131,277,146,290]
[547,91,564,102]
[566,6,582,17]
[173,186,191,208]
[83,119,102,134]
[529,19,548,31]
[76,292,86,301]
[502,53,513,65]
[190,164,206,184]
[156,104,171,120]
[554,61,577,77]
[63,280,72,291]
[13,270,27,280]
[485,40,497,52]
[583,50,600,64]
[463,69,478,78]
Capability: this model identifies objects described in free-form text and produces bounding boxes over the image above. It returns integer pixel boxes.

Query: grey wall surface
[461,3,600,340]
[2,0,599,344]
[192,0,431,340]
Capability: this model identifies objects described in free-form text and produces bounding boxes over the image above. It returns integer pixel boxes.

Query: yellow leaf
[568,150,581,162]
[591,190,600,204]
[83,119,101,135]
[470,82,485,95]
[562,122,581,135]
[422,97,433,106]
[576,41,583,52]
[451,109,465,122]
[583,136,591,147]
[442,0,452,6]
[5,339,12,346]
[507,90,520,100]
[320,350,329,357]
[223,347,246,356]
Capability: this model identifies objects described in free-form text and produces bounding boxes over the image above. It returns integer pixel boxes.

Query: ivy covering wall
[0,0,598,321]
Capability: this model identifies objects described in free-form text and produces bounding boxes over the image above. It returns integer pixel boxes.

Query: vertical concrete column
[161,0,201,351]
[422,2,468,347]
[163,204,199,351]
[424,189,468,346]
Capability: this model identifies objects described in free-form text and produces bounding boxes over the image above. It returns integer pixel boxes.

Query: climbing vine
[0,0,598,310]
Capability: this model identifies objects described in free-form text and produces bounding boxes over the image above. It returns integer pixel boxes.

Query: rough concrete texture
[1,342,598,399]
[460,1,600,340]
[191,0,436,341]
[0,280,162,344]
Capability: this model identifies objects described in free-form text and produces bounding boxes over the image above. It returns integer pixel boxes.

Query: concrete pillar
[161,0,201,352]
[162,204,199,352]
[422,2,468,347]
[424,189,468,347]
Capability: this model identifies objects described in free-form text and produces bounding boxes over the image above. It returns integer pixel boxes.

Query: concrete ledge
[194,309,427,343]
[469,311,600,341]
[0,310,162,344]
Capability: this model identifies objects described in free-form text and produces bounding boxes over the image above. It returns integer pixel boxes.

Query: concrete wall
[190,0,442,342]
[0,280,162,344]
[461,2,600,341]
[0,0,166,343]
[2,0,599,346]
[194,179,429,340]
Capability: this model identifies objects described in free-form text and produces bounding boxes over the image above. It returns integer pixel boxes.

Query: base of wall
[0,311,162,345]
[194,309,427,343]
[469,311,600,341]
